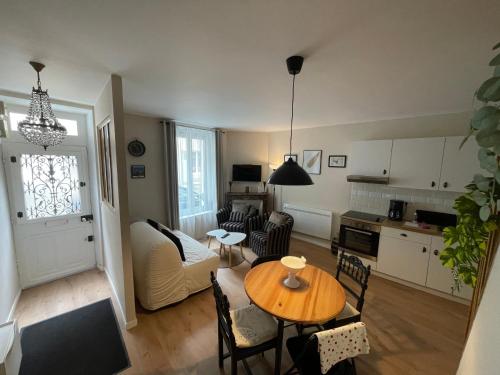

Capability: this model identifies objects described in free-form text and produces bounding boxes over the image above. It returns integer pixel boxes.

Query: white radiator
[283,203,333,240]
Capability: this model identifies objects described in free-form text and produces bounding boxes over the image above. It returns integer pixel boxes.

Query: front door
[2,142,96,288]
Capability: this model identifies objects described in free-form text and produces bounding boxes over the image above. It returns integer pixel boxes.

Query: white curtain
[176,125,217,239]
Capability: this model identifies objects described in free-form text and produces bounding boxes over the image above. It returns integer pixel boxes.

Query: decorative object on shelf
[268,56,313,186]
[0,101,8,138]
[127,139,146,157]
[281,256,307,288]
[228,181,233,192]
[262,180,267,192]
[439,41,500,334]
[131,165,146,179]
[283,154,297,163]
[245,186,250,193]
[303,150,322,175]
[329,155,347,168]
[18,61,67,150]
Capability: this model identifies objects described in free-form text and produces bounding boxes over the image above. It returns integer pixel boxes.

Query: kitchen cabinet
[389,137,445,190]
[350,140,393,177]
[427,236,473,300]
[439,136,481,193]
[377,232,430,286]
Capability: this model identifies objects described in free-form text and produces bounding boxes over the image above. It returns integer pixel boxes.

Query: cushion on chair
[268,211,288,226]
[232,201,250,214]
[160,228,186,261]
[229,210,246,222]
[221,221,245,232]
[337,302,360,321]
[251,231,268,243]
[230,304,277,348]
[247,206,259,218]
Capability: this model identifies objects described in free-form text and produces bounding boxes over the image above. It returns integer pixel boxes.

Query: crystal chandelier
[18,61,67,150]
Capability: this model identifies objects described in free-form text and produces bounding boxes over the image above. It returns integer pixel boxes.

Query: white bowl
[281,256,307,288]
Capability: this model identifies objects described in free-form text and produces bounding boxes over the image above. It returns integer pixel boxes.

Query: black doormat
[20,298,130,375]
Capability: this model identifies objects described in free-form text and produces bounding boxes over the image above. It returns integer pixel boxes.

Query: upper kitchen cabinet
[389,137,445,190]
[439,136,481,193]
[350,140,393,177]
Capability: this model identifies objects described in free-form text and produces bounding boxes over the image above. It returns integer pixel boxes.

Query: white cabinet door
[427,236,473,300]
[377,235,430,285]
[440,136,481,193]
[350,140,393,177]
[389,137,445,190]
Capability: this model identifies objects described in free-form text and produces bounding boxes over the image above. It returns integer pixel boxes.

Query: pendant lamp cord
[289,74,295,157]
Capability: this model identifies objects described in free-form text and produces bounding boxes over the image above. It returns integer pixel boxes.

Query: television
[232,164,262,182]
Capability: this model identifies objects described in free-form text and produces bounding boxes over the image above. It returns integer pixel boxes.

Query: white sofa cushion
[229,304,277,348]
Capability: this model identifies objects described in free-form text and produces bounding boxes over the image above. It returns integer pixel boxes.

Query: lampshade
[268,157,313,185]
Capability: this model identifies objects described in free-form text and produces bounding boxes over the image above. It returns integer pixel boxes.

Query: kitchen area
[336,136,480,303]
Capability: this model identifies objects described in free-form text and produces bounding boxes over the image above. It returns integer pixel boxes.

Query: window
[9,112,79,136]
[21,154,82,219]
[176,126,216,218]
[97,121,114,207]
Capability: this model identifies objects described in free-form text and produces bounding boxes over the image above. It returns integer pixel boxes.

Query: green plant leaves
[477,147,498,172]
[489,53,500,67]
[477,76,500,102]
[479,205,491,221]
[474,174,492,191]
[470,106,500,130]
[494,41,500,50]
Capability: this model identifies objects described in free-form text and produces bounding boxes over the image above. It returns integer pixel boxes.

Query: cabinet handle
[433,249,439,256]
[400,233,408,237]
[422,247,427,253]
[383,169,387,175]
[431,181,436,187]
[443,182,448,188]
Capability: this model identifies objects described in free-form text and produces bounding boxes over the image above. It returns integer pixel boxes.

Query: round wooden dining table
[244,261,346,375]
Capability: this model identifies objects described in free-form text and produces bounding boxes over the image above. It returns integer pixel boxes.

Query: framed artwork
[303,150,322,175]
[329,155,347,168]
[97,121,114,207]
[131,165,146,178]
[284,154,298,163]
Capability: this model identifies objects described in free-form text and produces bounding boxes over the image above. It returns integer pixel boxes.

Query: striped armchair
[216,203,259,245]
[249,211,294,257]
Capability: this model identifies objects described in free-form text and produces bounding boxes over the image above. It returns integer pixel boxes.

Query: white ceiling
[0,0,499,131]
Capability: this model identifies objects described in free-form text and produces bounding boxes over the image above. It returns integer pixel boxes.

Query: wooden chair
[210,272,281,374]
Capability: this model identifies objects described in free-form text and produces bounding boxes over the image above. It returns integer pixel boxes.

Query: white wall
[457,246,500,374]
[94,75,136,328]
[0,141,20,323]
[124,114,166,224]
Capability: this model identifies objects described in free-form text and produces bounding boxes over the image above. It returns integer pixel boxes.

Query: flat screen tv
[232,164,261,182]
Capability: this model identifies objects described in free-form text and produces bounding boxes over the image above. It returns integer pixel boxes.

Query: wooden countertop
[382,219,444,236]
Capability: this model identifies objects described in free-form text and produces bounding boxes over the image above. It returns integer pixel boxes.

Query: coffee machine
[388,200,406,221]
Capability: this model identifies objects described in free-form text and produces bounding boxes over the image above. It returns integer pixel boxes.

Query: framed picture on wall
[284,154,298,163]
[328,155,347,168]
[303,150,322,175]
[131,165,146,178]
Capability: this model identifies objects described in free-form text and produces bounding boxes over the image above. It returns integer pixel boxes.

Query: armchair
[249,211,294,257]
[216,202,260,245]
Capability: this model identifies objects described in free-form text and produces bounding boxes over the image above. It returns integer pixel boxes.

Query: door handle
[431,181,436,187]
[422,247,427,253]
[434,249,439,256]
[443,182,448,188]
[400,233,408,237]
[383,169,387,175]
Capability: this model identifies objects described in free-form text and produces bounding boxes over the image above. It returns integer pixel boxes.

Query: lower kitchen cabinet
[377,235,430,286]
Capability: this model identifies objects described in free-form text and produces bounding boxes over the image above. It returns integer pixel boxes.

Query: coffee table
[206,229,227,248]
[216,232,246,268]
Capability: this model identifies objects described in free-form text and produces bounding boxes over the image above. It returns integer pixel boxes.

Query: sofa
[130,221,220,310]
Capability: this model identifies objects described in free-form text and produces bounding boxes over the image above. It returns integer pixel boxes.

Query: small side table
[217,232,247,267]
[206,229,227,248]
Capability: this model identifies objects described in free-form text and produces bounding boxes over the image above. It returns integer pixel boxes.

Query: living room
[1,1,500,375]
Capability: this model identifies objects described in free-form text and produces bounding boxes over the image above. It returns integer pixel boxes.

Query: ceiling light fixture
[18,61,67,150]
[268,56,313,186]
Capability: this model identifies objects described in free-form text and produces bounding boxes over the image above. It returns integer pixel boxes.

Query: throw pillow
[247,206,259,218]
[264,221,278,233]
[268,212,288,226]
[229,211,246,222]
[232,201,250,214]
[160,228,186,261]
[147,218,160,230]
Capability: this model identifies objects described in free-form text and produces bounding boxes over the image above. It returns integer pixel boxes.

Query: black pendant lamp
[268,56,313,186]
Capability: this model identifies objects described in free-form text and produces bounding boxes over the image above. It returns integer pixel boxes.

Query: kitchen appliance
[415,210,457,229]
[338,211,386,261]
[388,199,406,221]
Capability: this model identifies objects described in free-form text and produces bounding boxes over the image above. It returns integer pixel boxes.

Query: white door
[377,235,430,285]
[389,137,445,190]
[427,236,473,300]
[439,136,481,193]
[350,140,393,177]
[2,142,96,288]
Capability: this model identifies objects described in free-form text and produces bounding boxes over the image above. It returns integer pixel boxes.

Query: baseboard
[103,268,136,330]
[6,288,21,322]
[291,232,331,249]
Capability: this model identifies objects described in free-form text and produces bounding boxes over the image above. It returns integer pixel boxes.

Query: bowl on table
[281,256,307,288]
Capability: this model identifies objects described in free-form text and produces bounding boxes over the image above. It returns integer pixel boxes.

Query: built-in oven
[338,217,380,261]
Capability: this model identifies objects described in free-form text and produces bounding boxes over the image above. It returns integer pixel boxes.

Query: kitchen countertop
[381,219,444,236]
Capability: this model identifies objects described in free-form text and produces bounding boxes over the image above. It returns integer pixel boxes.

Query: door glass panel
[20,154,82,219]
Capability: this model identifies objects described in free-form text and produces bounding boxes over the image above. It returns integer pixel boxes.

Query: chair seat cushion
[337,302,360,321]
[221,221,245,232]
[251,231,268,243]
[230,304,277,348]
[229,211,246,222]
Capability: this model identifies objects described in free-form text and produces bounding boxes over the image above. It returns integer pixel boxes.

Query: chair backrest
[210,272,236,348]
[250,254,282,268]
[336,250,371,313]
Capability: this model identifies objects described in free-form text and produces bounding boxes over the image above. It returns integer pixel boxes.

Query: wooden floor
[14,238,468,375]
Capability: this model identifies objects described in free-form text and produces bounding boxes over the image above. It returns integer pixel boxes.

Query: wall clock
[128,140,146,157]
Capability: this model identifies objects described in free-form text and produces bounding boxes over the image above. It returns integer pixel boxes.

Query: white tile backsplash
[349,183,459,219]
